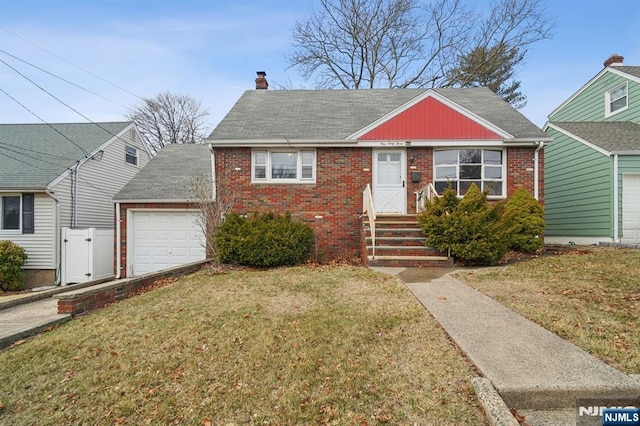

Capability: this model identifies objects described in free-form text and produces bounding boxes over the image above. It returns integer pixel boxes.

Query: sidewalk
[387,267,640,425]
[0,298,70,348]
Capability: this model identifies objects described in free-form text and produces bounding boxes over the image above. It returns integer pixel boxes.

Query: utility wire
[0,86,89,156]
[0,144,119,197]
[0,25,143,101]
[0,136,75,161]
[0,48,133,111]
[0,60,131,154]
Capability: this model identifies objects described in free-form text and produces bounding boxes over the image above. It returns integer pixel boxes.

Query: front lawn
[0,266,486,425]
[456,247,640,374]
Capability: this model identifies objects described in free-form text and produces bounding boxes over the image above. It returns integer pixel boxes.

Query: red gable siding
[358,96,503,140]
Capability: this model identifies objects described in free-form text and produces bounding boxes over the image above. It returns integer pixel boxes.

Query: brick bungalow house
[207,73,551,266]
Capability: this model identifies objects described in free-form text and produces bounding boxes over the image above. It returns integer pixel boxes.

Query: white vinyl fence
[61,228,114,285]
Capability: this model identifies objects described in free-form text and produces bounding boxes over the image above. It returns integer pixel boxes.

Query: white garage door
[622,174,640,243]
[131,211,205,276]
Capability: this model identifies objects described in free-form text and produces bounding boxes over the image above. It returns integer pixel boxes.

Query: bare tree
[289,0,553,97]
[189,175,235,260]
[126,92,210,156]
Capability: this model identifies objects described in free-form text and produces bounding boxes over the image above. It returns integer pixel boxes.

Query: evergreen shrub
[502,188,545,253]
[214,212,314,267]
[0,240,28,291]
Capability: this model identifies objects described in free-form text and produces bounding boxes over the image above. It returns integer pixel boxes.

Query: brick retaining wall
[55,261,208,316]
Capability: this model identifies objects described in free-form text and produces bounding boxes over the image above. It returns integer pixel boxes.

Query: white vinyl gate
[62,228,114,285]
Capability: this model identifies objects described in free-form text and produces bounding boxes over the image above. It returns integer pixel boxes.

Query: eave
[208,138,548,148]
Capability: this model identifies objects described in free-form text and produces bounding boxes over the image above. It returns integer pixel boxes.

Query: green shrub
[0,240,28,291]
[417,186,459,253]
[419,184,509,265]
[501,187,545,254]
[214,212,314,267]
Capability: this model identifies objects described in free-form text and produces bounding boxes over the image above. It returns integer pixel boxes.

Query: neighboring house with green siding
[544,54,640,244]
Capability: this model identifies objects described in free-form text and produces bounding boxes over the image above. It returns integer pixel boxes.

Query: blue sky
[1,0,639,132]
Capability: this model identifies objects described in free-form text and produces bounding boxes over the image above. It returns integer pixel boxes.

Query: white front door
[373,149,406,213]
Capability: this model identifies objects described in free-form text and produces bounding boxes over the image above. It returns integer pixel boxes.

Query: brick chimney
[604,54,624,67]
[255,71,268,90]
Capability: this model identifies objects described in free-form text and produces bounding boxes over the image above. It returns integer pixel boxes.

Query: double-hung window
[1,194,34,233]
[125,146,138,166]
[606,83,628,116]
[434,149,505,197]
[252,150,316,183]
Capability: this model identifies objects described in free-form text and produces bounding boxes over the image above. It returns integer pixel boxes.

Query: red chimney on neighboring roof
[255,71,268,90]
[604,54,624,67]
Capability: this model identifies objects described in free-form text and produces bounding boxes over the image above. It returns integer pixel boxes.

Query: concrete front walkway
[389,268,640,425]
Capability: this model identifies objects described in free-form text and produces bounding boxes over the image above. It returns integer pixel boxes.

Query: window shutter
[22,193,34,234]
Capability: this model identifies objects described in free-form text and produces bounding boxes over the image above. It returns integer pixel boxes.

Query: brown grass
[456,246,640,373]
[0,265,486,425]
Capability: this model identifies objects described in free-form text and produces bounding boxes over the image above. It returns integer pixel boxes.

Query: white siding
[0,193,56,269]
[54,174,73,229]
[51,124,150,229]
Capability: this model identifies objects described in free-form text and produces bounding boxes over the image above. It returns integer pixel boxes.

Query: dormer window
[606,83,628,117]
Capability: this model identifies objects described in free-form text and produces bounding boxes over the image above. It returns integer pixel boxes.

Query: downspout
[534,141,545,201]
[72,163,79,228]
[613,154,620,243]
[72,155,94,228]
[46,187,62,287]
[115,202,122,279]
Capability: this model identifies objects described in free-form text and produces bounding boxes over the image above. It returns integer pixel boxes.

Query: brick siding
[214,146,542,261]
[115,146,542,267]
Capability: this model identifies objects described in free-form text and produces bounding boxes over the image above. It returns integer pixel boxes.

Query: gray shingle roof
[0,122,132,189]
[208,87,547,142]
[113,143,212,201]
[616,66,640,79]
[550,121,640,153]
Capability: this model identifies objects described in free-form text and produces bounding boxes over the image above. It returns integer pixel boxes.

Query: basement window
[252,150,316,183]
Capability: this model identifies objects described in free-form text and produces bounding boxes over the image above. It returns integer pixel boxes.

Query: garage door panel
[131,211,206,276]
[622,175,640,243]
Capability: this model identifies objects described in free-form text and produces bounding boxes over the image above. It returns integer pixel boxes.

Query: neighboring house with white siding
[0,122,150,288]
[544,54,640,244]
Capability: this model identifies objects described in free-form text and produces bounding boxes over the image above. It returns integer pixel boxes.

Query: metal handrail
[362,184,376,258]
[415,183,439,213]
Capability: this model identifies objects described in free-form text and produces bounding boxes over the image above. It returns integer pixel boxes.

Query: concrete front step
[368,246,443,256]
[366,237,427,247]
[362,214,451,267]
[368,255,453,267]
[365,230,425,240]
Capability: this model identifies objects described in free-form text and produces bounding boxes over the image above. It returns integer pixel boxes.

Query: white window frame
[252,149,316,183]
[433,148,506,198]
[0,194,22,232]
[125,145,138,166]
[605,82,628,117]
